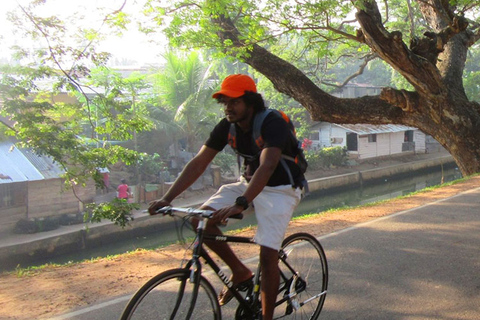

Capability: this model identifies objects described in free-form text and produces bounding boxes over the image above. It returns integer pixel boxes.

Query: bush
[14,219,38,234]
[58,213,85,226]
[37,216,60,232]
[305,147,348,170]
[86,198,140,228]
[14,216,61,234]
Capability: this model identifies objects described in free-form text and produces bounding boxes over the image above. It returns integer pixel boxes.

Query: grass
[13,262,74,277]
[291,175,469,222]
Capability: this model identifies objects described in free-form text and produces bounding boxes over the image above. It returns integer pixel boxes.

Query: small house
[309,122,426,160]
[0,141,96,232]
[307,84,428,160]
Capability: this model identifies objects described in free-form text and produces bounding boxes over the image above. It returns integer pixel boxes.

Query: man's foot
[218,274,254,306]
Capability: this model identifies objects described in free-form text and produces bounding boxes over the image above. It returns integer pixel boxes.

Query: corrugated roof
[19,148,65,179]
[0,141,64,184]
[335,124,417,135]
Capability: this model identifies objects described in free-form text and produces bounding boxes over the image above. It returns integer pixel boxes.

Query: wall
[357,131,413,159]
[0,178,95,232]
[0,207,26,233]
[308,154,454,191]
[311,123,347,149]
[27,179,96,219]
[414,131,426,153]
[330,125,347,148]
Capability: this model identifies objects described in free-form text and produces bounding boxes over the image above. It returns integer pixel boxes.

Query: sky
[0,0,165,66]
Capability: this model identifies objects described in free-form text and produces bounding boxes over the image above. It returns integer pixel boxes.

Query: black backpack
[228,108,309,192]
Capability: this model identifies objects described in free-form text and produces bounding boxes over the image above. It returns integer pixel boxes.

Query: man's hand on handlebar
[148,199,171,215]
[211,204,245,225]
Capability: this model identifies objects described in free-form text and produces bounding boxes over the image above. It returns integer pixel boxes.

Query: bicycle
[120,206,328,320]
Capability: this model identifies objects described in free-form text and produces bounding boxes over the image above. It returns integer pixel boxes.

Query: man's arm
[242,147,282,203]
[148,145,218,214]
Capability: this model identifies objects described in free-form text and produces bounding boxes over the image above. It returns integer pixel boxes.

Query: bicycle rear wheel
[275,232,328,320]
[120,268,221,320]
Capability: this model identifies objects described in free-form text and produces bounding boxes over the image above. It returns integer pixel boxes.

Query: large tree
[143,0,480,176]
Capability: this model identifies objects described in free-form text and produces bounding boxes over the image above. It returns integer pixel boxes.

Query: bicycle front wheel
[120,268,221,320]
[275,232,328,320]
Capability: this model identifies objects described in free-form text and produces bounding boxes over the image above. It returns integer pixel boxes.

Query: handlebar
[152,206,244,220]
[156,206,213,217]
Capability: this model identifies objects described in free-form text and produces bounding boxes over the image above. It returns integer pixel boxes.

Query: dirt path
[0,174,478,320]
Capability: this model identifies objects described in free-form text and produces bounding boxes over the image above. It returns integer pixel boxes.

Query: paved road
[52,187,480,320]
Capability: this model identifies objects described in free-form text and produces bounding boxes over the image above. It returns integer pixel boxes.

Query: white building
[309,122,426,160]
[306,84,428,160]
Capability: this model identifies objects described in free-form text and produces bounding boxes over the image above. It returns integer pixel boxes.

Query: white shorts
[203,180,302,250]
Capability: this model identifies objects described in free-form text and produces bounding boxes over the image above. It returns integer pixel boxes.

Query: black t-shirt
[205,112,305,187]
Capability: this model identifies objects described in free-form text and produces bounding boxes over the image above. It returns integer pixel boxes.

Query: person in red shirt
[117,179,131,200]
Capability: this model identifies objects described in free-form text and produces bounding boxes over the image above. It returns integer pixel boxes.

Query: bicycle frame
[185,215,308,318]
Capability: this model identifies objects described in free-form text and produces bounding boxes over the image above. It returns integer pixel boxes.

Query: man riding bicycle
[148,74,305,320]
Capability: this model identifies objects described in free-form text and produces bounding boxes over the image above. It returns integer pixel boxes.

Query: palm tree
[152,51,218,154]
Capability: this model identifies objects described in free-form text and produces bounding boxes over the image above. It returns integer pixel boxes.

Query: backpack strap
[228,124,237,149]
[279,157,295,187]
[229,121,260,178]
[253,109,301,189]
[252,109,273,149]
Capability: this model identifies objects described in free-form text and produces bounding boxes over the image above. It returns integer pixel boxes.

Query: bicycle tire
[275,232,328,320]
[120,268,221,320]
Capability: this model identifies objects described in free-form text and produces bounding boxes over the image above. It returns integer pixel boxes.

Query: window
[0,183,26,208]
[0,184,13,208]
[403,130,415,151]
[310,131,320,141]
[404,130,414,142]
[346,132,358,151]
[368,134,377,143]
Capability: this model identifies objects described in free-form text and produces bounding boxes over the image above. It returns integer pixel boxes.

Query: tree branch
[380,88,419,112]
[321,53,378,88]
[354,0,447,99]
[0,117,17,133]
[209,12,404,125]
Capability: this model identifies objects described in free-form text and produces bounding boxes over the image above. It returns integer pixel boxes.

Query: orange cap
[212,74,257,99]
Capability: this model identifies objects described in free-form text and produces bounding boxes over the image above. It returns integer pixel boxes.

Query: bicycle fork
[177,219,207,320]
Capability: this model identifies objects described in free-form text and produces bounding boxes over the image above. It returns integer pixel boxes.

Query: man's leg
[202,220,253,282]
[253,186,301,319]
[198,183,253,284]
[260,245,279,320]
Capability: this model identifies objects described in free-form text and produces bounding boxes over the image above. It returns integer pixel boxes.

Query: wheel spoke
[275,233,328,320]
[120,269,221,320]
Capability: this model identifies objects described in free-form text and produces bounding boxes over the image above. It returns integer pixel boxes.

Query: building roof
[0,141,65,184]
[334,123,417,135]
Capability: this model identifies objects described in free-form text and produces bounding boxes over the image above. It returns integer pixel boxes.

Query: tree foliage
[87,198,140,228]
[1,2,231,227]
[142,0,480,176]
[0,1,152,221]
[0,65,152,188]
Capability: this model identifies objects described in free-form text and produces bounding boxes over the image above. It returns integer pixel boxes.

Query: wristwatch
[235,196,249,210]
